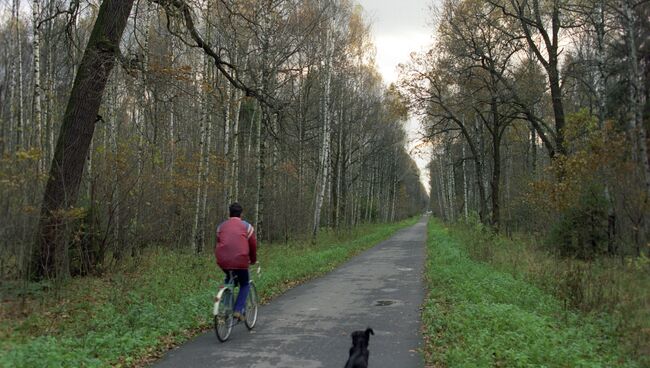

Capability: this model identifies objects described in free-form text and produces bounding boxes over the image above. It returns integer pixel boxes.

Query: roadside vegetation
[0,218,416,368]
[423,219,643,367]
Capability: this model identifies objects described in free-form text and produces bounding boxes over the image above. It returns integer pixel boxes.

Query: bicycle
[213,265,260,342]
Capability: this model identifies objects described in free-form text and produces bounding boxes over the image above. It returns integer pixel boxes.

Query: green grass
[423,219,638,367]
[0,218,417,368]
[448,219,650,366]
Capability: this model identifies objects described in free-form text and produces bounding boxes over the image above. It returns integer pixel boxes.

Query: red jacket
[215,217,257,269]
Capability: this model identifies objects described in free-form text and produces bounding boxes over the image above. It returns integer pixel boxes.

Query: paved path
[153,217,427,368]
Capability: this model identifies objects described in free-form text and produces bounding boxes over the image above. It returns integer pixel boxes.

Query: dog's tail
[365,327,374,337]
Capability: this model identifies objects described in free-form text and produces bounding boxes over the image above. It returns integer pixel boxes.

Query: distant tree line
[0,0,428,280]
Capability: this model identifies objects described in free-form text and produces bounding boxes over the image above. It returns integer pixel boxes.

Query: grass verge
[423,219,639,367]
[1,217,417,368]
[448,220,650,366]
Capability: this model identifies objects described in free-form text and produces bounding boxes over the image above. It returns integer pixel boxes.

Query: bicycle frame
[213,266,261,316]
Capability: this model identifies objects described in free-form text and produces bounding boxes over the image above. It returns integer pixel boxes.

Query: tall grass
[0,218,417,368]
[423,219,639,367]
[447,219,650,366]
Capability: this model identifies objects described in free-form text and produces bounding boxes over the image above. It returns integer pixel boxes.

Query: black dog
[344,328,374,368]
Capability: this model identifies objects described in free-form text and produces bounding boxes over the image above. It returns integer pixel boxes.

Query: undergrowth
[423,219,639,367]
[0,218,417,367]
[448,219,650,366]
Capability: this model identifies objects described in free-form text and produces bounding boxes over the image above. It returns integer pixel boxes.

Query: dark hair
[229,202,243,218]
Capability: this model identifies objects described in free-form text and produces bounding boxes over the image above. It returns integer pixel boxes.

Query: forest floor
[422,219,646,367]
[0,217,418,368]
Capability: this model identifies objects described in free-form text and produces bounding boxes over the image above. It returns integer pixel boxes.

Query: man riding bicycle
[215,202,257,321]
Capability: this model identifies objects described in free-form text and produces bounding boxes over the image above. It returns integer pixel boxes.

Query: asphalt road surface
[153,217,426,368]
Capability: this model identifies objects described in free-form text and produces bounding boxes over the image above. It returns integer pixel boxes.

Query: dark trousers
[223,269,250,313]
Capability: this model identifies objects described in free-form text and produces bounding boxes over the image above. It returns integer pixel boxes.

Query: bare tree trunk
[222,80,231,207]
[8,0,17,154]
[230,88,242,202]
[16,0,25,150]
[46,31,54,164]
[254,107,267,240]
[108,81,121,259]
[595,0,607,128]
[390,159,397,222]
[334,121,343,227]
[32,0,43,171]
[134,1,151,243]
[623,0,650,200]
[367,169,375,222]
[446,144,455,222]
[462,142,468,220]
[191,57,210,253]
[33,0,135,279]
[199,104,213,251]
[191,114,205,253]
[475,116,488,220]
[437,155,447,220]
[530,123,537,174]
[312,24,333,240]
[169,100,175,179]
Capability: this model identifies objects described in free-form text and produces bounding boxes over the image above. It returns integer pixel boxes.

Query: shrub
[548,183,609,259]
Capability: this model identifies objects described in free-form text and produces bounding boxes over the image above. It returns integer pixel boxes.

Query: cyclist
[215,202,257,321]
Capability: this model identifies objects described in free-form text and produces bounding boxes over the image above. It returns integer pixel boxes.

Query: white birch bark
[134,1,151,233]
[222,80,231,207]
[169,101,175,178]
[254,107,266,238]
[16,0,24,149]
[312,17,333,238]
[108,82,119,253]
[199,104,213,250]
[595,0,607,128]
[46,34,54,163]
[8,0,17,153]
[32,0,42,170]
[230,86,242,202]
[191,55,210,253]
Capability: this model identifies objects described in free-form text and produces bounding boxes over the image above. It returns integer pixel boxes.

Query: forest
[1,0,649,366]
[0,0,428,281]
[400,0,649,259]
[398,0,649,364]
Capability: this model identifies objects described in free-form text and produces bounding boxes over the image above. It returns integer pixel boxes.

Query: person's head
[229,202,243,218]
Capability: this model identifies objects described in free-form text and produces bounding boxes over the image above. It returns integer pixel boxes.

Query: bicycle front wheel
[245,282,258,330]
[215,289,234,342]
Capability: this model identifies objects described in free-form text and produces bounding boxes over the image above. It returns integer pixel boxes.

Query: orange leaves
[526,111,632,216]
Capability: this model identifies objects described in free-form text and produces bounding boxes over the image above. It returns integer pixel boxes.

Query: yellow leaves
[22,205,39,215]
[51,206,88,221]
[15,148,42,161]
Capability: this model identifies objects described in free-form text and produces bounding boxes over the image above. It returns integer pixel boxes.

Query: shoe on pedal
[233,311,245,321]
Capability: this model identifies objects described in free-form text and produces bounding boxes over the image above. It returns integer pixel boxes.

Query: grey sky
[356,0,435,193]
[356,0,434,84]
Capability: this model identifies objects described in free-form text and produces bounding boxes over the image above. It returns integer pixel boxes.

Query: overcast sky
[356,0,435,194]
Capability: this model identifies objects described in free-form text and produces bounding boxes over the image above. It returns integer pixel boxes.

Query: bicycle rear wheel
[214,289,234,342]
[245,283,258,330]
